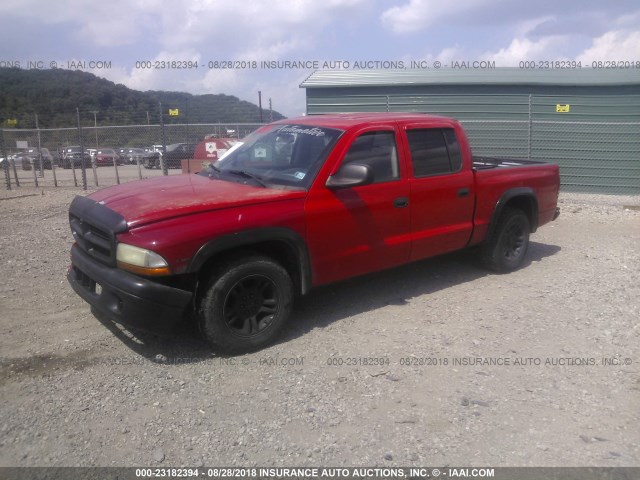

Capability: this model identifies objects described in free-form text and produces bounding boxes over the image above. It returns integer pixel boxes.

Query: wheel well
[503,195,538,232]
[195,240,303,305]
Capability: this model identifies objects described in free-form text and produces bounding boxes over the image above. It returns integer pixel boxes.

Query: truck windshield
[202,124,343,188]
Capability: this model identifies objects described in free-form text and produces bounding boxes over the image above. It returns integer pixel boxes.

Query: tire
[482,207,530,273]
[143,158,153,169]
[198,256,294,354]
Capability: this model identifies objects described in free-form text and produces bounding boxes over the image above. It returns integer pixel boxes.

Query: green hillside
[0,68,285,128]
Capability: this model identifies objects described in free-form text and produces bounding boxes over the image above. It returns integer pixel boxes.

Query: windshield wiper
[226,169,267,187]
[201,163,222,179]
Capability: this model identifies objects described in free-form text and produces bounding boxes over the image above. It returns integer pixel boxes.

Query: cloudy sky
[1,0,639,117]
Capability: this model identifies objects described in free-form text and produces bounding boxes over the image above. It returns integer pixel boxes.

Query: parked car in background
[142,143,197,169]
[94,148,122,167]
[60,146,91,169]
[20,147,54,170]
[1,154,31,171]
[121,148,147,165]
[10,151,33,171]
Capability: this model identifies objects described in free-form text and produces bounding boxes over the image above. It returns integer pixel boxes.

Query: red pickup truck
[68,113,560,353]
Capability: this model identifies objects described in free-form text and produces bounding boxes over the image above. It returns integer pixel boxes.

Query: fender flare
[487,188,539,239]
[187,227,312,295]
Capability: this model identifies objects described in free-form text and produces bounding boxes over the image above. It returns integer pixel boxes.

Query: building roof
[273,113,458,130]
[300,67,640,88]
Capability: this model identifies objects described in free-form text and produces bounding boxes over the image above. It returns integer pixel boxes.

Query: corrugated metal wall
[306,91,640,194]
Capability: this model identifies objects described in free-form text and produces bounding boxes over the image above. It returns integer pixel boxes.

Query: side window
[342,131,399,183]
[406,128,462,177]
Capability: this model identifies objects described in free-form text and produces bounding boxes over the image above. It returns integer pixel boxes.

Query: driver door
[305,124,412,286]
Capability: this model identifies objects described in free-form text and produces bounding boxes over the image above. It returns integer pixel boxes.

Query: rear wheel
[198,256,293,354]
[482,207,530,273]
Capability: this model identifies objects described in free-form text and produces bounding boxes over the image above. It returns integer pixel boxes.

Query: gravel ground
[0,183,639,467]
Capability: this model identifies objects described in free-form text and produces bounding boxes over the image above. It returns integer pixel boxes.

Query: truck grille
[70,214,116,266]
[68,196,128,267]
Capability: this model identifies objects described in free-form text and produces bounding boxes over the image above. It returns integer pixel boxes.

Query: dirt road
[1,186,638,467]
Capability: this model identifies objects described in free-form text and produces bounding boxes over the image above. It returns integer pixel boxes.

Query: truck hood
[88,174,306,228]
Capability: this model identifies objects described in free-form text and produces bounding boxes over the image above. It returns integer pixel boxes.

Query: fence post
[528,94,532,160]
[70,149,78,188]
[36,114,44,178]
[91,112,99,186]
[92,156,99,187]
[31,155,39,187]
[1,127,11,190]
[159,102,168,175]
[113,156,120,185]
[77,108,87,191]
[51,151,58,187]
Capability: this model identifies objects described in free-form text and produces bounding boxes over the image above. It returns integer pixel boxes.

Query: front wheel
[482,207,530,273]
[198,256,294,354]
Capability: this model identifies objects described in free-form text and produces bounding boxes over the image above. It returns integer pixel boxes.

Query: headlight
[116,243,170,276]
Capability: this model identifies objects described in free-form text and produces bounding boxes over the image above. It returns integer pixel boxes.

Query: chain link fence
[2,116,639,194]
[461,120,640,194]
[1,122,263,190]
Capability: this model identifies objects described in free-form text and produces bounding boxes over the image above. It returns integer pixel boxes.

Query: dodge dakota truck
[67,113,560,353]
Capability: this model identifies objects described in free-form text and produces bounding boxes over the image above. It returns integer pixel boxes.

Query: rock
[384,453,393,461]
[152,448,165,462]
[461,397,470,406]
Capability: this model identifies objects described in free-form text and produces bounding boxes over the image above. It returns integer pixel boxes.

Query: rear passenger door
[404,127,475,260]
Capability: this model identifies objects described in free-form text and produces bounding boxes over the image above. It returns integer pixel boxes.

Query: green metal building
[301,68,640,194]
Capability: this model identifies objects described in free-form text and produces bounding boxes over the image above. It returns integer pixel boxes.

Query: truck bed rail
[473,157,548,170]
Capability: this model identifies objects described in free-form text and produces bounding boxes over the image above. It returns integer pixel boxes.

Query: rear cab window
[406,128,463,177]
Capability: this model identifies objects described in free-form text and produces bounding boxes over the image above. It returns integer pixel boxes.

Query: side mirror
[326,163,373,189]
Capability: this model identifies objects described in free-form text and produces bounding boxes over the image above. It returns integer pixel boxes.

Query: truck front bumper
[68,244,193,334]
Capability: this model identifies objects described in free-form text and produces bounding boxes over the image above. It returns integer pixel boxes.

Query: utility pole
[258,91,263,123]
[269,98,273,123]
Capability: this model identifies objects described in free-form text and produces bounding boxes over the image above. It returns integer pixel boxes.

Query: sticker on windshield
[294,171,306,180]
[277,125,326,137]
[254,147,267,158]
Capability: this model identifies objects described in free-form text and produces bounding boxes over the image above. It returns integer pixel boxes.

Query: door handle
[457,188,470,198]
[394,197,409,208]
